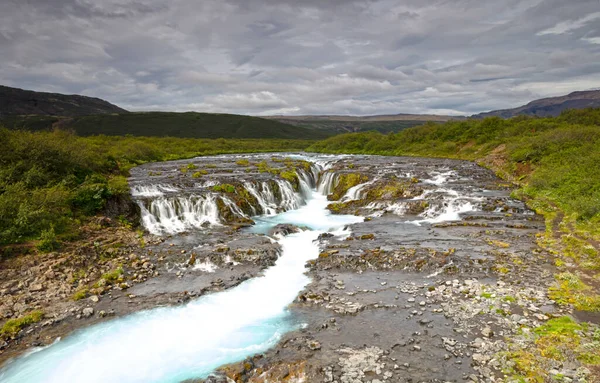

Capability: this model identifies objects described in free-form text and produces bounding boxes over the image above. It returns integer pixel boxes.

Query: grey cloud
[0,0,599,116]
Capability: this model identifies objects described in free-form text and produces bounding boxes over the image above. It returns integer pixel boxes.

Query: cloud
[537,12,600,35]
[0,0,599,116]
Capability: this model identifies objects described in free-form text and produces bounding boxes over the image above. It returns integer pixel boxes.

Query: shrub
[36,225,60,252]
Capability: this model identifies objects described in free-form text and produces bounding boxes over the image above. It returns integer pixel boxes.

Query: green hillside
[272,118,426,134]
[1,112,333,140]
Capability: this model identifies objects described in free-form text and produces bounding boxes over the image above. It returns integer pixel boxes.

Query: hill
[1,112,332,140]
[474,90,600,118]
[264,113,462,135]
[0,85,127,116]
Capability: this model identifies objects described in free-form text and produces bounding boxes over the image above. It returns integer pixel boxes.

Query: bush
[36,226,60,252]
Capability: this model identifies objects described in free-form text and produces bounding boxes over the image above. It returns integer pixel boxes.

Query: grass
[72,288,89,301]
[100,268,124,284]
[0,311,44,339]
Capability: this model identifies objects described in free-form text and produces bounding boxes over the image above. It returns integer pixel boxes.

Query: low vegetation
[0,310,44,339]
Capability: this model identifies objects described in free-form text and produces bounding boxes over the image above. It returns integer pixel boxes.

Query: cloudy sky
[1,0,599,116]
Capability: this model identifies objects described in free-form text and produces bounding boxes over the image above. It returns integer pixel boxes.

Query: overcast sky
[1,0,599,116]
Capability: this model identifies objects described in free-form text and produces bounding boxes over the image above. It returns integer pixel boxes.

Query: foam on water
[0,182,361,383]
[409,199,475,226]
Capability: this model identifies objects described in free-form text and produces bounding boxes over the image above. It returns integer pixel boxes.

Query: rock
[408,297,415,303]
[30,284,44,292]
[481,327,493,338]
[308,340,321,351]
[412,345,421,351]
[89,295,99,303]
[205,374,235,383]
[82,307,94,318]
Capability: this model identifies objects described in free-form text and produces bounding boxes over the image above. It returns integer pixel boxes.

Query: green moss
[192,170,208,178]
[97,267,124,286]
[236,159,250,166]
[72,288,89,301]
[213,184,236,193]
[329,173,368,201]
[364,180,410,200]
[256,161,271,173]
[1,310,44,339]
[549,272,600,312]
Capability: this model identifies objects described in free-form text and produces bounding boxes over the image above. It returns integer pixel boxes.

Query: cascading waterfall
[341,178,377,202]
[317,171,338,195]
[131,184,179,197]
[137,194,222,235]
[406,171,480,225]
[136,171,320,235]
[0,158,362,383]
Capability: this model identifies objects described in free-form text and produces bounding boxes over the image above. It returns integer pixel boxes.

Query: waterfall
[317,171,338,195]
[137,194,222,235]
[134,167,326,235]
[131,184,179,197]
[276,179,303,211]
[341,178,377,202]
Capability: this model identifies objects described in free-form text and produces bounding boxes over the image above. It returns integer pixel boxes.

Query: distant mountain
[264,113,462,135]
[474,90,600,119]
[0,85,127,116]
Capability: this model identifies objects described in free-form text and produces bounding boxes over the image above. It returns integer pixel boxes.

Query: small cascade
[423,171,456,185]
[317,171,338,195]
[366,201,407,216]
[221,196,249,219]
[341,178,377,202]
[410,198,476,226]
[243,182,275,216]
[131,184,179,197]
[137,194,222,235]
[276,179,303,211]
[296,168,317,198]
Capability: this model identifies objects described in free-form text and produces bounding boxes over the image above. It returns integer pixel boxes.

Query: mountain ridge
[473,90,600,118]
[0,85,127,116]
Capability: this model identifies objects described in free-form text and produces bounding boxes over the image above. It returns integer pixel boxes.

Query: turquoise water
[0,190,361,383]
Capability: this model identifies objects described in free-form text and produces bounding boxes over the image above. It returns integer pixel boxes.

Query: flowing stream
[0,161,362,383]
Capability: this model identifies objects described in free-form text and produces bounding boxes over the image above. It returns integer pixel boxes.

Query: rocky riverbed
[1,153,596,382]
